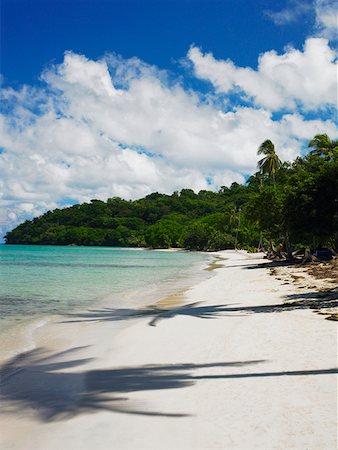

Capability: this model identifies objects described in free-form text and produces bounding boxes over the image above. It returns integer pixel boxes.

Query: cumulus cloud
[188,38,337,112]
[0,50,337,238]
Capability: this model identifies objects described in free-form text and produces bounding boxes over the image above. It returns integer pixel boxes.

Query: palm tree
[257,140,282,254]
[308,134,338,161]
[257,139,282,187]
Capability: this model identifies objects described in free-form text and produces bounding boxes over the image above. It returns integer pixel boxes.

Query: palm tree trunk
[285,232,293,261]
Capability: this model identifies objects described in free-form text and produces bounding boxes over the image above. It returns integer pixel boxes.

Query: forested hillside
[5,135,338,251]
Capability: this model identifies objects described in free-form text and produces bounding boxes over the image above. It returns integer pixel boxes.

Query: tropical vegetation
[5,134,338,252]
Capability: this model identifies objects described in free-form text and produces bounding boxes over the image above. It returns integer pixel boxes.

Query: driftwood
[330,248,338,256]
[302,248,313,264]
[265,246,336,264]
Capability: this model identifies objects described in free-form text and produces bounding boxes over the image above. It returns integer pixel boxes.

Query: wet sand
[0,250,337,449]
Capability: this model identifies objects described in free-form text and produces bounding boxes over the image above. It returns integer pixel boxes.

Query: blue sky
[2,0,313,85]
[0,0,337,239]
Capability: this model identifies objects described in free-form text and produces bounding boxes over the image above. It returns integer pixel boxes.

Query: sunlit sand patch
[205,262,224,271]
[152,290,186,309]
[204,256,226,272]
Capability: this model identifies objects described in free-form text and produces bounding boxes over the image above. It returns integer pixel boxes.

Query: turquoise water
[0,245,206,331]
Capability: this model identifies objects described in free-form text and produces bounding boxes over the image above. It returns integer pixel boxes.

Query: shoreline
[0,251,214,363]
[1,250,337,450]
[31,253,216,358]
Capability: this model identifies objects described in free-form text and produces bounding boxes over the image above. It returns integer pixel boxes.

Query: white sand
[0,250,337,450]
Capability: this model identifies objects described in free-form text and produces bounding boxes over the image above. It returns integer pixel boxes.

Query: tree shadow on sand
[1,347,336,423]
[0,347,265,421]
[221,260,298,271]
[62,303,239,327]
[62,287,338,327]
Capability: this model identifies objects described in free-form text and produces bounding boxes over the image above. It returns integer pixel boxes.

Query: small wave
[0,318,49,363]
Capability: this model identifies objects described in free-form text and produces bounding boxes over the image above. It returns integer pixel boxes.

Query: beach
[0,250,337,449]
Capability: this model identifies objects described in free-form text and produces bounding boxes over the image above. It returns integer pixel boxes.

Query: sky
[0,0,337,239]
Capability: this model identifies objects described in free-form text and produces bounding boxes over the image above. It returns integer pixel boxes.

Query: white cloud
[265,0,337,41]
[265,0,313,25]
[314,0,338,40]
[188,38,337,112]
[0,51,337,239]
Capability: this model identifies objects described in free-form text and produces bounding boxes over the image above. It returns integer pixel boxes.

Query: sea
[0,245,209,358]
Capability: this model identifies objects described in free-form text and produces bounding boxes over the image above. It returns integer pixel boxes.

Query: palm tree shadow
[145,295,338,324]
[0,347,265,422]
[62,302,248,327]
[1,348,336,424]
[62,287,338,327]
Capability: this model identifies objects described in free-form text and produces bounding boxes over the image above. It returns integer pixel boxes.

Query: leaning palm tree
[257,139,282,187]
[257,140,284,255]
[308,134,338,161]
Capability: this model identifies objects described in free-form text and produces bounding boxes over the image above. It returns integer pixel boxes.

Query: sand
[0,250,337,450]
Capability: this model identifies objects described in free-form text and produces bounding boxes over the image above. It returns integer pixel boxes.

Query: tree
[284,152,338,249]
[183,223,210,250]
[308,134,338,161]
[145,220,183,248]
[257,140,282,187]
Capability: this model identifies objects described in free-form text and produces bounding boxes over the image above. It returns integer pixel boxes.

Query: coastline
[0,250,337,450]
[0,247,212,363]
[31,252,215,358]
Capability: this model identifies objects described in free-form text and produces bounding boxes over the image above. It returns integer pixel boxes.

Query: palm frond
[257,139,275,156]
[257,139,281,180]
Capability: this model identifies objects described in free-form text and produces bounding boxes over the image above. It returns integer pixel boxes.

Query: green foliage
[145,220,183,248]
[245,186,284,237]
[207,231,235,251]
[308,134,338,161]
[284,152,338,247]
[257,139,282,184]
[182,223,210,250]
[5,134,337,251]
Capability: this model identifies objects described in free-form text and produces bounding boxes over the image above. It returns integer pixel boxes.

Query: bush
[183,223,210,250]
[208,231,235,250]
